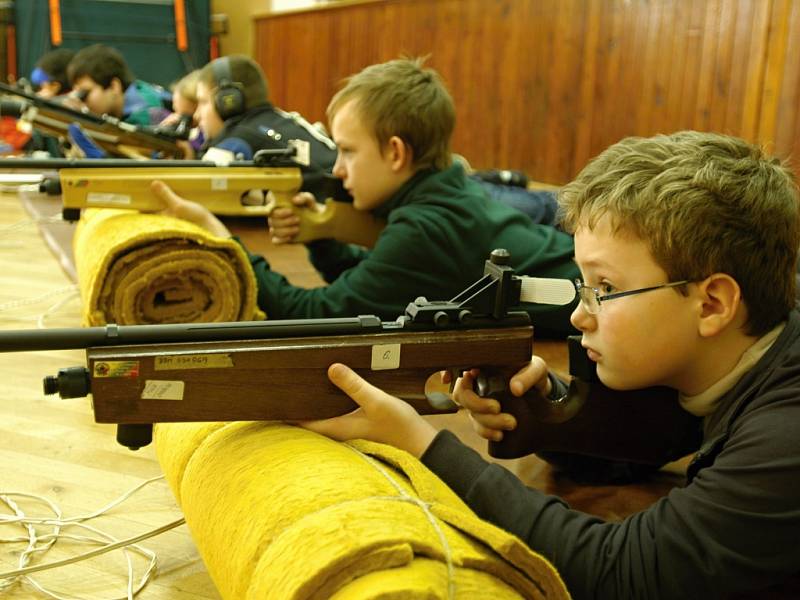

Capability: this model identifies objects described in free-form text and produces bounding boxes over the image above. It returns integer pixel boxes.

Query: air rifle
[0,81,184,159]
[0,149,386,248]
[0,250,700,463]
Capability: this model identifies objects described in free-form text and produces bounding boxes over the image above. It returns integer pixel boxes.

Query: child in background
[159,70,204,156]
[66,44,171,126]
[31,48,75,98]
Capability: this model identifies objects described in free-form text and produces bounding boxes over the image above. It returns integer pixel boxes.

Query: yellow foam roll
[73,208,265,325]
[155,422,570,600]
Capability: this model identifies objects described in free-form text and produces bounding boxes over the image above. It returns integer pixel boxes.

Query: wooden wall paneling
[459,0,506,167]
[621,2,654,145]
[694,0,721,132]
[542,0,582,183]
[573,0,601,178]
[677,2,710,131]
[526,0,559,178]
[600,1,640,158]
[513,0,545,171]
[772,0,800,162]
[758,0,792,154]
[460,0,531,173]
[634,0,664,136]
[725,1,755,135]
[663,1,692,133]
[255,0,800,185]
[707,0,736,133]
[739,0,772,141]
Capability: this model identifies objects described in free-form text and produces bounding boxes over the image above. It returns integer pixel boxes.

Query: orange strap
[6,24,16,80]
[48,0,62,46]
[174,0,188,51]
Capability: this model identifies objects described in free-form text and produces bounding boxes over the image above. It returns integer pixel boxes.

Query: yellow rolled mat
[73,208,265,326]
[155,421,571,600]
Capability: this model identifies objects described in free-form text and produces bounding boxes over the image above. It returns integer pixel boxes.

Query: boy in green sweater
[152,58,578,336]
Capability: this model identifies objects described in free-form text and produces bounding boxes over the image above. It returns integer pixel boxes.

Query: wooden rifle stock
[0,81,183,158]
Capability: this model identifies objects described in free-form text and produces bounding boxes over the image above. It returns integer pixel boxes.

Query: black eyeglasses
[574,279,690,314]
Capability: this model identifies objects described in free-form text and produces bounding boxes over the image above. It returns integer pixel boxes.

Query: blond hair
[559,131,800,335]
[172,69,201,103]
[326,57,454,170]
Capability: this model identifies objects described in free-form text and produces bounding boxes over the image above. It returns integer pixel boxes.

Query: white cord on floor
[0,475,186,600]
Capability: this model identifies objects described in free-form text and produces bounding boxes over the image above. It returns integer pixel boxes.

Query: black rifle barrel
[0,316,385,352]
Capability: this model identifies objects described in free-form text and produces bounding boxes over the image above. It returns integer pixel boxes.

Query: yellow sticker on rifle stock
[155,353,233,370]
[93,361,139,378]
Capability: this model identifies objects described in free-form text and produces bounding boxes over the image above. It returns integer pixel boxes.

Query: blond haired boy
[155,58,578,335]
[302,131,800,598]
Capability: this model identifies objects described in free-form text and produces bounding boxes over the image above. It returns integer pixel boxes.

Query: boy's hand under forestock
[150,180,232,238]
[298,363,438,458]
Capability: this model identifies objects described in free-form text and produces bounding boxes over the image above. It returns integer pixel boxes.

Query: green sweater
[246,162,579,337]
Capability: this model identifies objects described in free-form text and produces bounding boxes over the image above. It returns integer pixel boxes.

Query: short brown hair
[559,131,800,336]
[68,44,134,89]
[198,55,269,112]
[326,57,455,171]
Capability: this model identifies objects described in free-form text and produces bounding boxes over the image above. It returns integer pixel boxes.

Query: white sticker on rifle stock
[371,344,400,370]
[141,380,184,401]
[155,354,233,370]
[211,177,228,190]
[86,192,132,205]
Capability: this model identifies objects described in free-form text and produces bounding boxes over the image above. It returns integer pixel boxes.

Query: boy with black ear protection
[189,54,338,175]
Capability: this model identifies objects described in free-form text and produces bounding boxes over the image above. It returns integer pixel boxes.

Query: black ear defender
[212,57,246,120]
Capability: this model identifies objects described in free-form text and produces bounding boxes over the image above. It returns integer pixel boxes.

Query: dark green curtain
[16,0,210,88]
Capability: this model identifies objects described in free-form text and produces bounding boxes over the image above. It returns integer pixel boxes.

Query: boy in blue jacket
[301,131,800,599]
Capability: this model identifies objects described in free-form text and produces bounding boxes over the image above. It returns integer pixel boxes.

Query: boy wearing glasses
[301,131,800,598]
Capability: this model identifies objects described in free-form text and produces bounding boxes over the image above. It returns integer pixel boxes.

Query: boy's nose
[570,301,596,332]
[332,157,345,179]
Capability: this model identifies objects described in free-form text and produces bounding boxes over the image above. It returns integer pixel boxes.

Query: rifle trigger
[476,374,506,398]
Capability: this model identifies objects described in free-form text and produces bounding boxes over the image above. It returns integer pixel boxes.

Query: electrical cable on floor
[0,475,186,599]
[0,284,80,327]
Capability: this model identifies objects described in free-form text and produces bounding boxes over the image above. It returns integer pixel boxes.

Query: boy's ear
[109,77,124,93]
[697,273,743,337]
[386,135,413,172]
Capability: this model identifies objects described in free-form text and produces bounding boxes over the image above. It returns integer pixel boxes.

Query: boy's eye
[599,282,616,295]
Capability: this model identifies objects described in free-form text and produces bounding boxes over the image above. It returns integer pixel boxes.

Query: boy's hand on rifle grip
[268,192,320,244]
[298,363,438,458]
[150,180,232,238]
[453,357,552,442]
